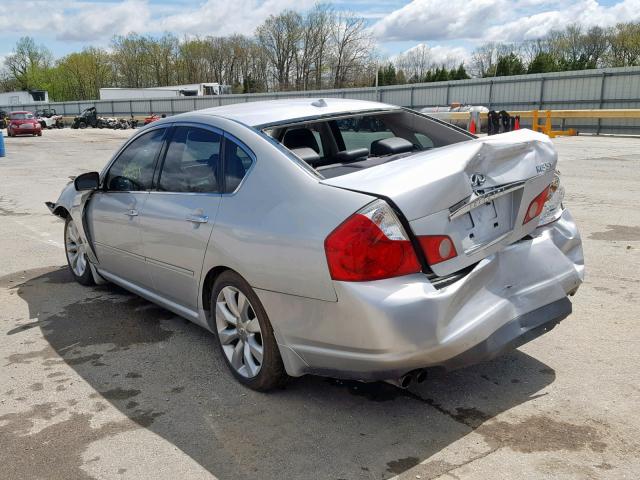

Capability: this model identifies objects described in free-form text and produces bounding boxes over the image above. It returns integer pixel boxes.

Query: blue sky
[1,0,637,65]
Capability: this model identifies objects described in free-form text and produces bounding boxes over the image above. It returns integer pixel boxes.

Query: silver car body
[49,98,584,382]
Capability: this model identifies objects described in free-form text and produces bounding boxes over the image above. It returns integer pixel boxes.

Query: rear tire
[210,270,287,391]
[78,121,87,129]
[64,217,94,286]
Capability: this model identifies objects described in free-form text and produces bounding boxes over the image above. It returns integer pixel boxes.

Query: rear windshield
[10,113,34,120]
[268,109,472,179]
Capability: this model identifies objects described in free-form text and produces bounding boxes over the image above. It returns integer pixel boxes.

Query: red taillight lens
[418,235,457,265]
[523,186,551,224]
[325,200,420,281]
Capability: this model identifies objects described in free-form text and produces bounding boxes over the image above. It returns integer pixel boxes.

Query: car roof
[10,111,32,114]
[188,98,401,128]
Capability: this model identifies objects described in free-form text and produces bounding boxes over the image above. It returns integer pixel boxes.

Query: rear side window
[223,138,253,193]
[335,116,394,151]
[106,128,165,191]
[159,127,222,193]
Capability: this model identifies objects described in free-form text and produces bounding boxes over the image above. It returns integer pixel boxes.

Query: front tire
[64,217,94,286]
[211,271,287,391]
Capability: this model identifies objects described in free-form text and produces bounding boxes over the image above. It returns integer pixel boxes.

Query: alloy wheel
[65,220,87,277]
[215,286,264,378]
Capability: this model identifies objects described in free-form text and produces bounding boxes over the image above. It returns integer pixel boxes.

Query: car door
[140,124,225,311]
[86,127,167,289]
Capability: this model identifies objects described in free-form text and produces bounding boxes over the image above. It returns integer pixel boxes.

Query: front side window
[223,138,253,193]
[158,127,222,193]
[105,129,165,191]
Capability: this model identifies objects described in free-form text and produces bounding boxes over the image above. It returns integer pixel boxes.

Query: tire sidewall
[209,270,286,391]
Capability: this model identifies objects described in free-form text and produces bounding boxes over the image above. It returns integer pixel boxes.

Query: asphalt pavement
[0,128,638,479]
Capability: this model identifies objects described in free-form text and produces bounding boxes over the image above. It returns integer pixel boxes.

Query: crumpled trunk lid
[320,129,558,277]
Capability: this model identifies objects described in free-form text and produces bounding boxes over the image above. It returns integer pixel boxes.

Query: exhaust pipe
[415,369,428,383]
[384,369,427,389]
[385,372,415,389]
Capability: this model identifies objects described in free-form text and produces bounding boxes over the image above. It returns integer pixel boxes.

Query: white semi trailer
[0,90,49,106]
[99,83,231,100]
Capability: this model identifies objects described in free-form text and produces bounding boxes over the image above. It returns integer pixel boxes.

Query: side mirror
[74,171,100,191]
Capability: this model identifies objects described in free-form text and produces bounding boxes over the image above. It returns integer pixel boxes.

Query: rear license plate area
[461,194,515,253]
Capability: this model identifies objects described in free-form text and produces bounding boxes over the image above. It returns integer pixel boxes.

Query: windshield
[10,113,34,120]
[269,109,472,179]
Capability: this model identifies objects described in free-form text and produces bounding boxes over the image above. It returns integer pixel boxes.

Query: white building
[99,83,231,100]
[0,90,49,106]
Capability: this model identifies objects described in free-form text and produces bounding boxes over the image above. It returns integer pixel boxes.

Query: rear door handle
[125,209,138,217]
[186,214,208,224]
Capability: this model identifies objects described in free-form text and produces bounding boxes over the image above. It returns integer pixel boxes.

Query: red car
[143,113,166,125]
[7,111,42,137]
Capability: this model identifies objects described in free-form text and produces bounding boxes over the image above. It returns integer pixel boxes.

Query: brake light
[523,186,551,224]
[418,235,457,265]
[324,200,421,281]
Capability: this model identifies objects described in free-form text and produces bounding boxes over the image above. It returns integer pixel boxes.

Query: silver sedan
[48,98,584,391]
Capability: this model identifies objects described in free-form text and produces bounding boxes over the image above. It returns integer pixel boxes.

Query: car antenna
[311,99,327,107]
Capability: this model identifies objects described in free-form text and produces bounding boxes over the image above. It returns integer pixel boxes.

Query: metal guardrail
[438,109,640,119]
[433,109,640,136]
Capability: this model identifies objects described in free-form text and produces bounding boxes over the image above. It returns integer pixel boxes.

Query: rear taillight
[324,200,420,281]
[418,235,457,265]
[538,171,564,226]
[523,186,551,224]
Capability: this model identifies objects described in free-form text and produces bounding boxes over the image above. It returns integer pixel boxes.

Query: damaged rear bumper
[256,208,584,381]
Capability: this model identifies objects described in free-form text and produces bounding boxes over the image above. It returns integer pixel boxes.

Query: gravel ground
[0,128,639,480]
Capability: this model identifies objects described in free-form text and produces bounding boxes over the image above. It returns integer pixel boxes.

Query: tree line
[2,9,640,102]
[470,23,640,77]
[379,22,640,85]
[1,5,378,101]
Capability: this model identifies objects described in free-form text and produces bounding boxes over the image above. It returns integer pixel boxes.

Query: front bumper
[256,208,584,380]
[11,126,41,134]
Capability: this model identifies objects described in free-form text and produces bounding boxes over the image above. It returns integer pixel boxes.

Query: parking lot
[0,128,639,479]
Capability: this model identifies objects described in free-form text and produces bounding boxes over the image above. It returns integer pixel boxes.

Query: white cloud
[429,45,470,65]
[486,0,640,41]
[371,0,508,41]
[158,0,316,36]
[0,1,151,41]
[391,43,470,69]
[57,1,152,41]
[0,0,314,43]
[372,0,640,42]
[3,0,640,58]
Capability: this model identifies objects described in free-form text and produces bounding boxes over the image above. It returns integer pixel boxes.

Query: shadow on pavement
[5,266,556,479]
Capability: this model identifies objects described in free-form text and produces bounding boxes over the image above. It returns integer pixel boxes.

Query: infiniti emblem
[470,173,486,188]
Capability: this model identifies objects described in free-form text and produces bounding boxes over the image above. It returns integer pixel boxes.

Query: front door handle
[186,214,208,224]
[125,209,138,217]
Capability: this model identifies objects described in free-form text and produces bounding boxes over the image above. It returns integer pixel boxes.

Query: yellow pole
[532,110,539,132]
[545,110,552,135]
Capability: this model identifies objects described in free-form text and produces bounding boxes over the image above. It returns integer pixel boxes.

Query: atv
[36,109,64,129]
[71,107,99,129]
